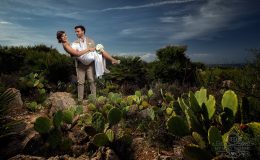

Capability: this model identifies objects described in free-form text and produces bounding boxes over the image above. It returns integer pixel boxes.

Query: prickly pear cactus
[53,110,63,128]
[194,88,216,120]
[205,95,216,120]
[247,122,260,156]
[126,96,134,105]
[135,90,142,97]
[87,103,97,111]
[34,117,51,134]
[108,107,122,125]
[93,133,109,147]
[189,91,201,114]
[92,112,105,132]
[195,88,207,107]
[166,115,189,137]
[106,129,114,142]
[148,89,154,98]
[141,100,150,108]
[97,96,107,105]
[166,107,173,115]
[108,92,122,104]
[192,132,206,149]
[208,126,223,152]
[221,90,238,116]
[102,104,114,113]
[47,128,62,148]
[183,144,211,160]
[62,110,74,124]
[147,108,155,121]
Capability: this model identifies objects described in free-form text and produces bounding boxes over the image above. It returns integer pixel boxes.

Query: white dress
[77,51,107,78]
[71,40,107,78]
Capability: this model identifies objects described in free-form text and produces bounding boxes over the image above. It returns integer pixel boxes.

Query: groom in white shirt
[71,25,96,102]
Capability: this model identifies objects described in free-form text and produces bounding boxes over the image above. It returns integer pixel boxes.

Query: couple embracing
[56,25,120,102]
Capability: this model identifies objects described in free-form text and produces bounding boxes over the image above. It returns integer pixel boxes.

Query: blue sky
[0,0,259,64]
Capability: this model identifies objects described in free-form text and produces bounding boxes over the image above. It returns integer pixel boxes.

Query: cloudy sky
[0,0,260,64]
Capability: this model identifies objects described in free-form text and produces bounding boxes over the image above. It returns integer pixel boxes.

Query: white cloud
[159,16,182,23]
[114,52,157,62]
[0,22,55,47]
[140,53,157,62]
[1,0,84,19]
[89,0,195,12]
[0,21,12,24]
[170,0,239,41]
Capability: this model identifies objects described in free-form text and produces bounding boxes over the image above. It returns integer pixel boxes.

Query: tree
[150,45,196,84]
[104,56,148,88]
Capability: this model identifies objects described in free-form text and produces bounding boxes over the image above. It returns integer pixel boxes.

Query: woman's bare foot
[112,60,120,64]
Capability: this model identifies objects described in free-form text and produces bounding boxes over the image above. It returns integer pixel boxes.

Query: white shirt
[71,37,87,51]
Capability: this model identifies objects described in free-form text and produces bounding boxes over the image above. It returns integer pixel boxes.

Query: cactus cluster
[164,88,250,158]
[33,106,82,149]
[80,103,123,147]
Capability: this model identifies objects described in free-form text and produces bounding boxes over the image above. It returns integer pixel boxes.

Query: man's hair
[74,25,85,34]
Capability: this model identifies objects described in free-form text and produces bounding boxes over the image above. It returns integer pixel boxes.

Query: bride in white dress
[57,31,120,78]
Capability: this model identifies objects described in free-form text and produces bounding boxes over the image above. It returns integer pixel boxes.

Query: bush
[148,45,197,84]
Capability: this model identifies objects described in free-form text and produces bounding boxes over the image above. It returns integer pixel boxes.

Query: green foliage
[166,107,173,115]
[25,101,42,111]
[96,96,107,105]
[194,88,216,120]
[247,122,260,137]
[60,137,73,151]
[92,112,106,132]
[33,108,79,150]
[62,110,74,124]
[53,110,63,128]
[194,88,207,107]
[166,115,189,136]
[0,46,26,73]
[105,129,115,142]
[87,103,97,111]
[247,122,260,155]
[208,126,223,152]
[147,89,154,98]
[192,132,206,149]
[0,45,73,75]
[147,108,155,121]
[92,133,109,147]
[149,45,197,84]
[47,129,62,148]
[19,72,47,103]
[34,117,51,134]
[183,144,211,160]
[221,90,238,117]
[108,107,122,125]
[47,61,73,83]
[108,92,123,105]
[104,56,148,88]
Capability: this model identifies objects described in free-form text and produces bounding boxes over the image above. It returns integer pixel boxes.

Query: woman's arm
[63,43,95,56]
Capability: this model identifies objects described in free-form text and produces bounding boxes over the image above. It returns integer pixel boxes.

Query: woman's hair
[56,31,65,43]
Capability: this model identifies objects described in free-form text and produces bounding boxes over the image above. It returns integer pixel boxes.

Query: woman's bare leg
[100,50,120,64]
